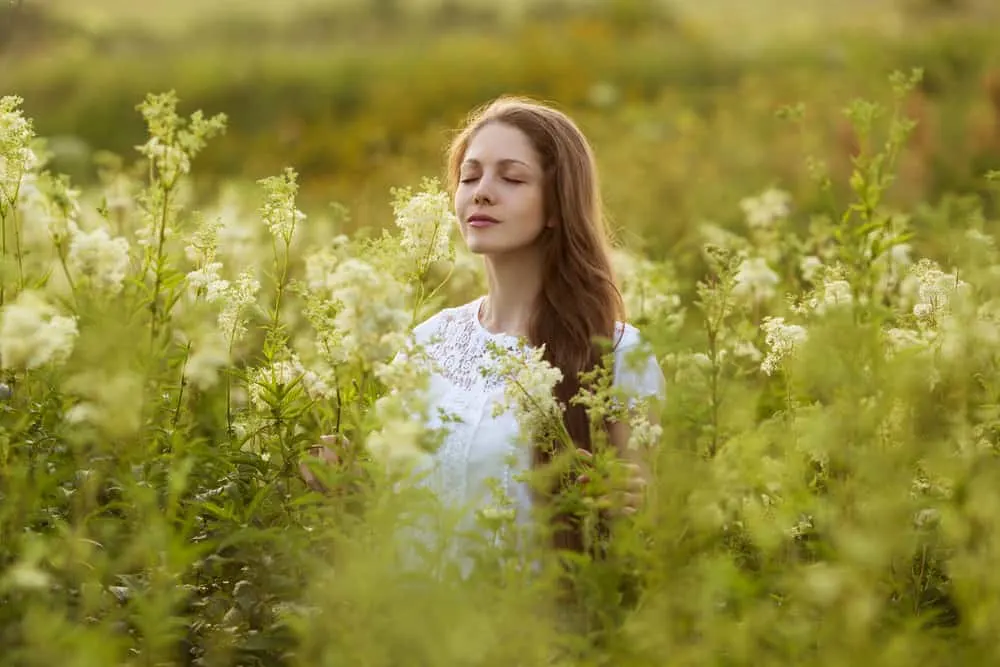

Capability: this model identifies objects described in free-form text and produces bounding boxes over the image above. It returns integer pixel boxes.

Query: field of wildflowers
[4,59,1000,664]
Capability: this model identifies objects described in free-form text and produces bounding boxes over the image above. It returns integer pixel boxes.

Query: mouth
[467,214,500,228]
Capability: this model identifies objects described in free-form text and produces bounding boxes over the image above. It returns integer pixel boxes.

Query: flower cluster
[0,291,78,370]
[390,177,456,273]
[487,340,565,444]
[760,316,808,376]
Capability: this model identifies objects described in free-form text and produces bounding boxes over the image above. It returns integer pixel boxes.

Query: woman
[302,95,665,563]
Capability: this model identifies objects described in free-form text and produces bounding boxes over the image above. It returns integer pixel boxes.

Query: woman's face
[454,122,550,257]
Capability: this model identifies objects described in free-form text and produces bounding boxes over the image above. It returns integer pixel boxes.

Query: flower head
[760,316,807,376]
[67,223,132,293]
[258,168,305,244]
[487,340,564,444]
[0,291,78,370]
[740,188,791,229]
[733,256,780,305]
[390,177,456,273]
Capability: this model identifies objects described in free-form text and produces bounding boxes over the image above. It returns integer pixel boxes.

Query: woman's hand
[575,447,647,517]
[299,434,349,494]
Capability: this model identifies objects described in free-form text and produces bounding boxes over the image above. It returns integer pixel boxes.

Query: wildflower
[134,91,226,186]
[739,188,791,229]
[0,291,78,370]
[806,279,853,315]
[391,178,456,272]
[910,259,968,320]
[218,270,260,345]
[321,257,412,365]
[18,172,80,249]
[611,247,685,330]
[799,255,824,284]
[0,96,35,198]
[185,213,223,265]
[258,168,306,244]
[181,328,230,390]
[760,316,807,376]
[247,353,334,412]
[627,407,663,450]
[488,341,564,443]
[733,256,780,305]
[186,261,230,304]
[66,223,131,293]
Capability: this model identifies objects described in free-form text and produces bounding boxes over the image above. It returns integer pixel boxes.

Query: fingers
[574,451,647,516]
[300,434,348,494]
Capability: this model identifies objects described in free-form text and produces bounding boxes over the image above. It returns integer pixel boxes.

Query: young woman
[302,95,665,561]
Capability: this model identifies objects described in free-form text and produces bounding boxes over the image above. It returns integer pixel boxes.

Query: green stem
[172,341,192,427]
[149,182,174,345]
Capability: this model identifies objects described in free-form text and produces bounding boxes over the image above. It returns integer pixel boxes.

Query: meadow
[3,1,1000,665]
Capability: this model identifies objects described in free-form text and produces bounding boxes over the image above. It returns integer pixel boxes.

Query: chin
[462,230,542,257]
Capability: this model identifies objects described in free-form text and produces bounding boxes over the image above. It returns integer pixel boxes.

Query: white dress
[395,296,666,574]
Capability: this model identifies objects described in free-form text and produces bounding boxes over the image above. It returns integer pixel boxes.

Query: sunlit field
[2,0,1000,664]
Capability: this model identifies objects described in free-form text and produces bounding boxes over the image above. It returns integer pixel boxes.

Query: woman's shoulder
[610,319,665,401]
[612,320,644,350]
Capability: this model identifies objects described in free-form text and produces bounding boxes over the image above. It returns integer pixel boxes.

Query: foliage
[4,61,1000,666]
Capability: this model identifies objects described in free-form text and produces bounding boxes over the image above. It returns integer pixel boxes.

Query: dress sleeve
[613,324,666,410]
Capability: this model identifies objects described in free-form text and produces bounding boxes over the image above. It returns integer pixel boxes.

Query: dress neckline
[470,295,524,344]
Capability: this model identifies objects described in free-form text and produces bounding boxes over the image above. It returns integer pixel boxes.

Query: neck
[479,245,545,338]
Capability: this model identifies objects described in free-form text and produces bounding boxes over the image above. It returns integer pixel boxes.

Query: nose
[472,175,495,206]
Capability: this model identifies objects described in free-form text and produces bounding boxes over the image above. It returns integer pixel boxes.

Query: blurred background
[3,0,999,256]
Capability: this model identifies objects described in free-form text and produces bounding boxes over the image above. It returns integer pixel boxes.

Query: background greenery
[4,0,1000,257]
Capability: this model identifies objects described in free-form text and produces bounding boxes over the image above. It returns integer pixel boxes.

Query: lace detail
[421,297,520,392]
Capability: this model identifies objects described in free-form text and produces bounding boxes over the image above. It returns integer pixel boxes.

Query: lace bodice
[398,296,666,573]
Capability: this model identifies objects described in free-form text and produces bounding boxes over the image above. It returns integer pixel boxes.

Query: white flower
[800,255,824,284]
[66,223,131,293]
[733,256,780,305]
[739,188,791,229]
[182,328,231,390]
[218,270,260,344]
[910,259,968,320]
[391,178,456,272]
[247,352,335,413]
[488,341,564,442]
[186,261,230,304]
[806,279,853,315]
[611,247,685,329]
[258,168,306,243]
[321,257,412,365]
[0,96,35,195]
[760,316,807,376]
[0,291,78,370]
[627,409,663,451]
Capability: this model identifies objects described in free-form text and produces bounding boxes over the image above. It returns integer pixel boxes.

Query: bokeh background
[3,0,1000,257]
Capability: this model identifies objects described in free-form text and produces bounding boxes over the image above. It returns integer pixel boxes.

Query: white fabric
[397,296,666,561]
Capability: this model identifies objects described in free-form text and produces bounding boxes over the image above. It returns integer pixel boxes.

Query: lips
[467,214,499,228]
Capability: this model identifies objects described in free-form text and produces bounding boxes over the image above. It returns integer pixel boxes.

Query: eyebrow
[460,158,532,169]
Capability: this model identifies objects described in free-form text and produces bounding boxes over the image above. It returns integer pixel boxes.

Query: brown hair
[446,96,625,552]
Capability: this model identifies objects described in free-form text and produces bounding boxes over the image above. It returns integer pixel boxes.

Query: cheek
[518,186,546,226]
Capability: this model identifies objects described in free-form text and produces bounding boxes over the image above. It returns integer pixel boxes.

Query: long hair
[446,96,625,552]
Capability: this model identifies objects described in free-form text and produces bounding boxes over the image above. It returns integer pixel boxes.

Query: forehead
[461,122,540,168]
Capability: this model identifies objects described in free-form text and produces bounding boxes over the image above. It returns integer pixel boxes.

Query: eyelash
[460,177,523,184]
